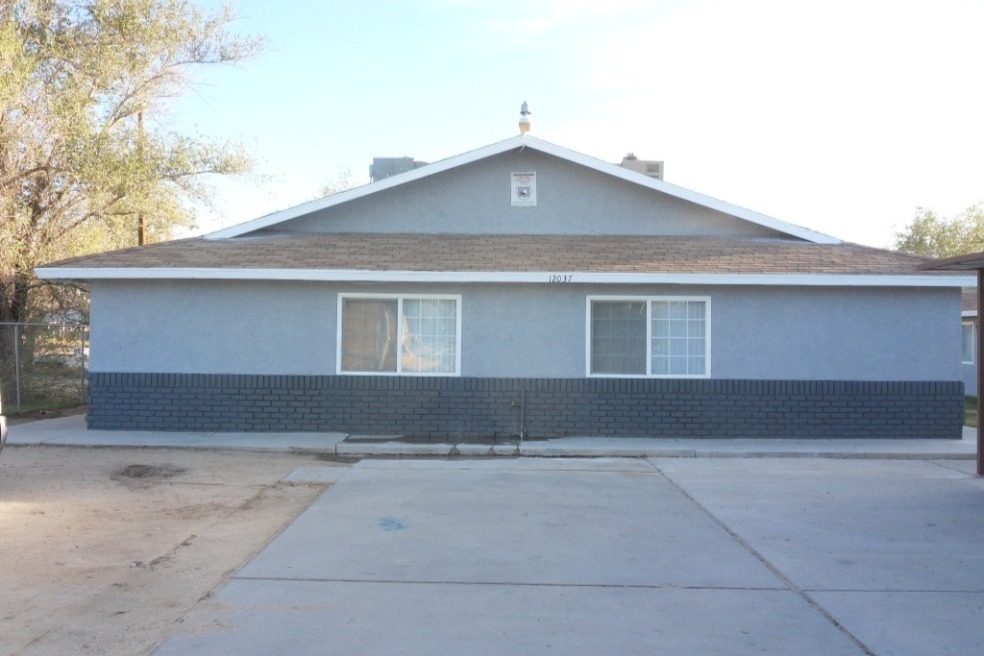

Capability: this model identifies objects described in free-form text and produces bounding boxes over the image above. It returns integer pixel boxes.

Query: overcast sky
[169,0,984,248]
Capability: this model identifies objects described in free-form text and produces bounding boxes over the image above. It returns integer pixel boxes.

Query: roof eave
[205,135,530,239]
[525,137,841,245]
[34,267,972,288]
[919,250,984,271]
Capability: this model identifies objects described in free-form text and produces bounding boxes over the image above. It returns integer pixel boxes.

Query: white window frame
[962,320,976,365]
[585,295,711,378]
[337,293,462,376]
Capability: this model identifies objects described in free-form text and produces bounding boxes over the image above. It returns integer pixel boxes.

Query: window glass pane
[402,298,457,373]
[342,299,398,372]
[963,322,975,364]
[668,301,687,319]
[591,301,646,374]
[651,300,707,376]
[668,357,688,375]
[342,297,457,374]
[592,298,708,377]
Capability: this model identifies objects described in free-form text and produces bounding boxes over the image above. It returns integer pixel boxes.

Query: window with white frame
[588,297,710,377]
[963,320,976,365]
[338,295,460,375]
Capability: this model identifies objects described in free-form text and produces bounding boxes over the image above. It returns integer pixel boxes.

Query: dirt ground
[0,444,341,655]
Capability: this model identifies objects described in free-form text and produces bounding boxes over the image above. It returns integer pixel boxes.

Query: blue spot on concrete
[378,517,406,531]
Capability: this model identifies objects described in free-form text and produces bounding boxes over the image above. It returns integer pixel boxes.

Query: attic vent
[370,157,429,182]
[620,154,664,180]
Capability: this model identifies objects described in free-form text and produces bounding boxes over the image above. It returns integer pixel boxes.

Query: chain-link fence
[0,322,88,413]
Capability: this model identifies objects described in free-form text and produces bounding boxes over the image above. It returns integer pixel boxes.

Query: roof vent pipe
[518,101,531,134]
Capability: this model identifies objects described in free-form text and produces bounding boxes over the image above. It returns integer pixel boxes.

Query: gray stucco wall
[90,280,335,375]
[715,286,961,381]
[90,280,962,383]
[272,149,788,239]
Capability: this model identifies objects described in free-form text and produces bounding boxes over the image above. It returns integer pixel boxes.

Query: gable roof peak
[206,134,839,245]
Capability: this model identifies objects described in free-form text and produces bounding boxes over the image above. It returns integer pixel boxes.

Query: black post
[978,269,983,476]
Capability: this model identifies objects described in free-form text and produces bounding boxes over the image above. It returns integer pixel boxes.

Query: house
[962,288,977,396]
[36,131,972,439]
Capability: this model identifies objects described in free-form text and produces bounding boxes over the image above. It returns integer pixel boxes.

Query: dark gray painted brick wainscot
[86,374,964,439]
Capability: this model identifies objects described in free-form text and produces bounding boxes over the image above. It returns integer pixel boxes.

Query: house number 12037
[548,274,574,283]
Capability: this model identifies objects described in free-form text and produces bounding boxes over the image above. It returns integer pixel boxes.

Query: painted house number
[548,274,574,283]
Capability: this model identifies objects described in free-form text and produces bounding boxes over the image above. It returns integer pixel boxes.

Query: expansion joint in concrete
[654,467,878,656]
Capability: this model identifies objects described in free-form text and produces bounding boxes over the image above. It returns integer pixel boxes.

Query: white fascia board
[525,137,841,244]
[206,134,840,244]
[206,136,530,239]
[35,267,974,288]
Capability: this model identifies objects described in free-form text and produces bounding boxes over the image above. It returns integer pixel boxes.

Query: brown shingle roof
[40,232,935,276]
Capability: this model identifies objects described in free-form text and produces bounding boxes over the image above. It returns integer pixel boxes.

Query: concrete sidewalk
[152,456,984,655]
[6,413,979,460]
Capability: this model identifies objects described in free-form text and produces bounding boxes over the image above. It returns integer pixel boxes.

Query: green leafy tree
[893,204,984,258]
[0,0,261,399]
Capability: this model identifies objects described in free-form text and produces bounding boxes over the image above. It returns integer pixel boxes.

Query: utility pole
[137,109,146,246]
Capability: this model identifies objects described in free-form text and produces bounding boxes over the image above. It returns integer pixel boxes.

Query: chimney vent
[619,154,664,180]
[369,156,428,182]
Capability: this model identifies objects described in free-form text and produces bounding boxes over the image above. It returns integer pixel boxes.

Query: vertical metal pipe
[80,324,86,405]
[520,388,526,441]
[13,323,21,411]
[977,269,983,476]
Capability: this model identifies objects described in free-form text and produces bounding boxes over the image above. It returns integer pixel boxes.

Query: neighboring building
[0,389,7,456]
[963,288,978,397]
[36,133,972,438]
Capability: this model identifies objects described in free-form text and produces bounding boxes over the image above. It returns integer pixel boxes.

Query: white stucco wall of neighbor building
[90,280,962,383]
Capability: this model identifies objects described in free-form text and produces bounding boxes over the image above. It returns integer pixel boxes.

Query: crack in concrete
[231,576,791,591]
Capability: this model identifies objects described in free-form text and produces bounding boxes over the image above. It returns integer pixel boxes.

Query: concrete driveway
[155,457,984,655]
